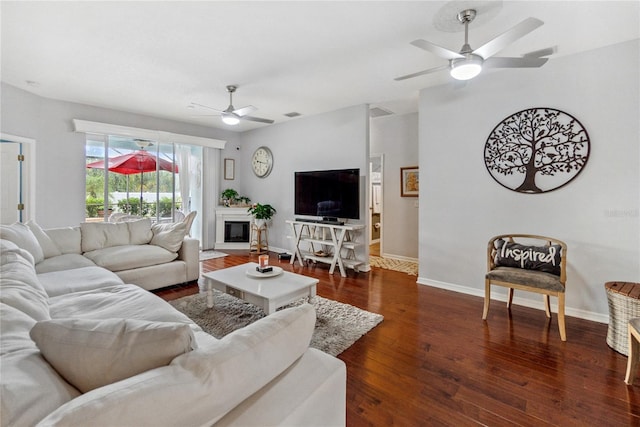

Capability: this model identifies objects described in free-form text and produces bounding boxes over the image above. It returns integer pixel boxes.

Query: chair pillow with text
[494,239,562,276]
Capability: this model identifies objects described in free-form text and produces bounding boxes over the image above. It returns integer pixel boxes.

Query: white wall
[370,112,419,259]
[237,105,370,261]
[418,39,640,321]
[1,83,239,229]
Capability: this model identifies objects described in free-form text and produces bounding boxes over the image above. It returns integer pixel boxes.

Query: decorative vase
[254,219,266,229]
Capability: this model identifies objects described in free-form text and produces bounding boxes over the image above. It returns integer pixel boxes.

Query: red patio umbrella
[86,150,178,212]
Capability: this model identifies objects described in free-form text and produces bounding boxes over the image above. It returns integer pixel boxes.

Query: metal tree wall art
[484,108,590,193]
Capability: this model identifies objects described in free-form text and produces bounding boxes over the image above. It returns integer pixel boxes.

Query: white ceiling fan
[395,9,552,82]
[191,85,274,126]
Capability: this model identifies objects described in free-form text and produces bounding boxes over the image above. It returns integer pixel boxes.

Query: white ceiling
[2,1,638,132]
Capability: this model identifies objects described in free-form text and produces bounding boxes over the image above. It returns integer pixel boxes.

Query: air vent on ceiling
[284,112,302,118]
[370,107,394,118]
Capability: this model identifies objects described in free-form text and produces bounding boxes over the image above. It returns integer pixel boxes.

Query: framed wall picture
[400,166,419,197]
[224,158,235,180]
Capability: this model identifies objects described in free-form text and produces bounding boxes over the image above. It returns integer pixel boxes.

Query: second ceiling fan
[395,9,552,82]
[192,85,274,126]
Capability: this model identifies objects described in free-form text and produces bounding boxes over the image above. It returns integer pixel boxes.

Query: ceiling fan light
[450,55,483,80]
[221,112,240,125]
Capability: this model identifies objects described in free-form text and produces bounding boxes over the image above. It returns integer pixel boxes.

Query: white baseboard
[416,276,609,324]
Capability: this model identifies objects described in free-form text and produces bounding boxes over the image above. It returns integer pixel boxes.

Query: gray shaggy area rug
[169,290,383,356]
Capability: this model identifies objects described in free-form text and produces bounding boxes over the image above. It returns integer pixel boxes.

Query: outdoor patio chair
[114,214,143,222]
[108,212,128,222]
[173,210,186,222]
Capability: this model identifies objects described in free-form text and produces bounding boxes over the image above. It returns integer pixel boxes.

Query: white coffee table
[202,262,318,314]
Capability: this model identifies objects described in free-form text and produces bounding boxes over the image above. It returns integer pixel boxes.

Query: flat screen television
[295,168,360,221]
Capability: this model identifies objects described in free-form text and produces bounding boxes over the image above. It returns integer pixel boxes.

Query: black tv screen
[295,169,360,220]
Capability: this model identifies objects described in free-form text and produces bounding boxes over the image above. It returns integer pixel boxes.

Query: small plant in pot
[221,189,239,207]
[248,203,276,228]
[221,189,252,207]
[236,196,252,207]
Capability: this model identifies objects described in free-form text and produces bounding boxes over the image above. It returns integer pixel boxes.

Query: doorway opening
[369,154,383,258]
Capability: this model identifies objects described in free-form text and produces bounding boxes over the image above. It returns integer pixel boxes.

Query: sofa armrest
[178,237,199,281]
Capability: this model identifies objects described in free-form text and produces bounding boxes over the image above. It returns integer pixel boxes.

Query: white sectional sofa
[0,227,347,426]
[13,219,199,291]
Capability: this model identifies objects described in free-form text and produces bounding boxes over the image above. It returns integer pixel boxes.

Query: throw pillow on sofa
[150,221,188,253]
[43,226,82,255]
[127,218,153,245]
[81,222,130,252]
[30,317,198,393]
[26,220,62,259]
[0,222,45,264]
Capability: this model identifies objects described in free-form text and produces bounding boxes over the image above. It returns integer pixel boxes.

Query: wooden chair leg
[482,280,490,320]
[506,288,514,309]
[625,324,640,385]
[544,294,551,318]
[557,292,566,341]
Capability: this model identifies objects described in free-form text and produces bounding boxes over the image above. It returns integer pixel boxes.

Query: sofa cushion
[494,239,562,275]
[35,253,96,274]
[127,218,153,245]
[48,284,197,326]
[44,226,81,254]
[81,221,130,252]
[27,220,62,259]
[83,244,178,272]
[486,266,565,292]
[0,240,50,321]
[38,266,124,298]
[1,304,82,427]
[0,222,45,263]
[37,304,316,427]
[151,221,188,252]
[30,317,197,393]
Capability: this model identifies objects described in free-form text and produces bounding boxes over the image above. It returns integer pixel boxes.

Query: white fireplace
[215,207,252,250]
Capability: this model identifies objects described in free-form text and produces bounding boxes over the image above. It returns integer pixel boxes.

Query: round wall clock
[484,108,590,193]
[251,146,273,178]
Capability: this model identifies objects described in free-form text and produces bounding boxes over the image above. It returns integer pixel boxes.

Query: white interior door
[1,142,22,224]
[1,135,34,224]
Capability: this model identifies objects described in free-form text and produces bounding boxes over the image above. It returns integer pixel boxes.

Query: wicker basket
[605,281,640,355]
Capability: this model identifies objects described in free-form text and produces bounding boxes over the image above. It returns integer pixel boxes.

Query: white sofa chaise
[0,236,347,426]
[5,219,199,291]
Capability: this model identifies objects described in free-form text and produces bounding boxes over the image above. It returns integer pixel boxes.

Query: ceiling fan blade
[190,102,223,113]
[410,39,464,60]
[394,64,449,81]
[473,17,544,59]
[484,56,548,68]
[233,105,257,117]
[242,116,274,124]
[523,46,557,58]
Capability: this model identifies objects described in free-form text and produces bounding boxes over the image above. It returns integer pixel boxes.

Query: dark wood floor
[155,251,639,426]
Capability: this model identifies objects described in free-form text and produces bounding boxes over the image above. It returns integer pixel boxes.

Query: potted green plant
[237,196,252,207]
[221,188,239,206]
[248,203,277,228]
